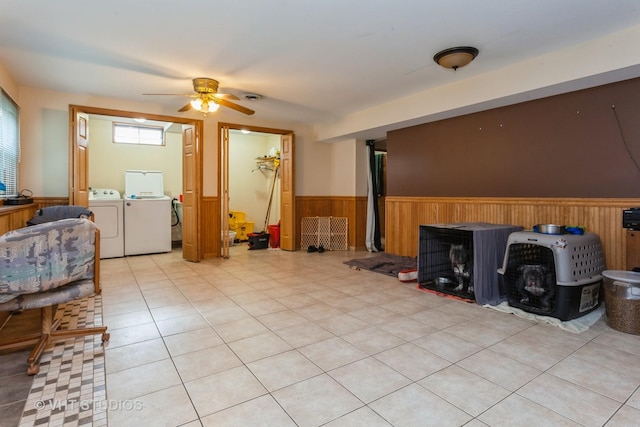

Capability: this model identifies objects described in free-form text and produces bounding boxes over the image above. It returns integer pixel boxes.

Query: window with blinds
[0,90,19,197]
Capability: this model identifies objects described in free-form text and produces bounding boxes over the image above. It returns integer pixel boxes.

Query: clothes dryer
[88,188,124,258]
[124,170,172,256]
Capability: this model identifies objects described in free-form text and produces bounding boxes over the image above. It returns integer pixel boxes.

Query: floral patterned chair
[0,218,109,374]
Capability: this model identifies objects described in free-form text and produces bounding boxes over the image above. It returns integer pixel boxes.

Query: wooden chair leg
[25,306,54,375]
[51,326,109,341]
[26,338,47,375]
[21,306,110,375]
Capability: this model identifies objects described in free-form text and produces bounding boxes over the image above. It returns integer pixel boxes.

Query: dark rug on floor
[343,253,417,278]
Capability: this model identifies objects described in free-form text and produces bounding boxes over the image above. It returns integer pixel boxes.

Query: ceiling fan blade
[177,102,192,112]
[215,98,255,115]
[143,93,196,97]
[214,93,240,100]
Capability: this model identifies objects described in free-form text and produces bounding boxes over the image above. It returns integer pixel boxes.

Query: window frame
[0,89,20,198]
[112,122,165,146]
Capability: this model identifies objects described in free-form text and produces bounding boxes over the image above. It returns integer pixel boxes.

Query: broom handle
[263,167,279,232]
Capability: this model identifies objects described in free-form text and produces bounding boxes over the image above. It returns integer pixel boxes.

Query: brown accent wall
[387,77,640,198]
[385,196,638,271]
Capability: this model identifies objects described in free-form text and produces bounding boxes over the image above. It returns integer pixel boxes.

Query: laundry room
[86,116,282,256]
[88,116,183,197]
[87,115,183,258]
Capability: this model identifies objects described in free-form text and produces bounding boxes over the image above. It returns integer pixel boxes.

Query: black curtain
[366,140,382,251]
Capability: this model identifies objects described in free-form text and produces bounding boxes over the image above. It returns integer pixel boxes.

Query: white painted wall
[0,62,18,100]
[326,138,357,196]
[292,131,333,196]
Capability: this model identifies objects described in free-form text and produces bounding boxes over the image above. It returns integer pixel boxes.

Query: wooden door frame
[218,122,295,254]
[68,105,204,259]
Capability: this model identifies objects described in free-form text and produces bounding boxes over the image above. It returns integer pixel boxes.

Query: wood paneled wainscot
[0,204,37,235]
[201,196,220,258]
[626,229,640,270]
[295,196,368,250]
[201,196,367,257]
[384,197,640,271]
[0,204,38,327]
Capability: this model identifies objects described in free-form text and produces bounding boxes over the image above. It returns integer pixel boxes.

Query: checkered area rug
[18,295,107,426]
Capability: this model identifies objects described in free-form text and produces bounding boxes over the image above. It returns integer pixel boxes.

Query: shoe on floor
[317,245,325,253]
[307,245,318,253]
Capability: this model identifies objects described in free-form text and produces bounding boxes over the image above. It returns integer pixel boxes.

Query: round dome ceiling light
[433,46,479,70]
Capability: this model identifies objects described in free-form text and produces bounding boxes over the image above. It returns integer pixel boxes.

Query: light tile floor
[96,246,640,427]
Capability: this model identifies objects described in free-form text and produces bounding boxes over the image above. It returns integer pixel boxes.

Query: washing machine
[89,188,124,258]
[124,170,172,256]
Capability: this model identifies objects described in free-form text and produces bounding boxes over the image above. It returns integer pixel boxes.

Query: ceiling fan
[143,78,255,116]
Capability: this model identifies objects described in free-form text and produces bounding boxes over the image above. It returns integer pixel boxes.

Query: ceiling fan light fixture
[189,97,220,114]
[190,98,203,110]
[144,77,255,116]
[433,46,479,70]
[207,100,219,112]
[192,77,219,94]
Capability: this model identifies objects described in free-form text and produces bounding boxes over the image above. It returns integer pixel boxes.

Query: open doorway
[219,123,295,258]
[69,105,204,261]
[227,130,282,245]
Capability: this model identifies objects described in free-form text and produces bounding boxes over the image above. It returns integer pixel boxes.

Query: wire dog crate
[497,231,604,320]
[418,223,522,303]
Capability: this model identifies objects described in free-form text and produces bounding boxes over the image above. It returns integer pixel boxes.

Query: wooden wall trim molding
[32,197,69,209]
[385,196,640,208]
[385,196,640,271]
[295,196,368,206]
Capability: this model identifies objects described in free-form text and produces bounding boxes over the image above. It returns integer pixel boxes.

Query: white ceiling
[1,0,640,139]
